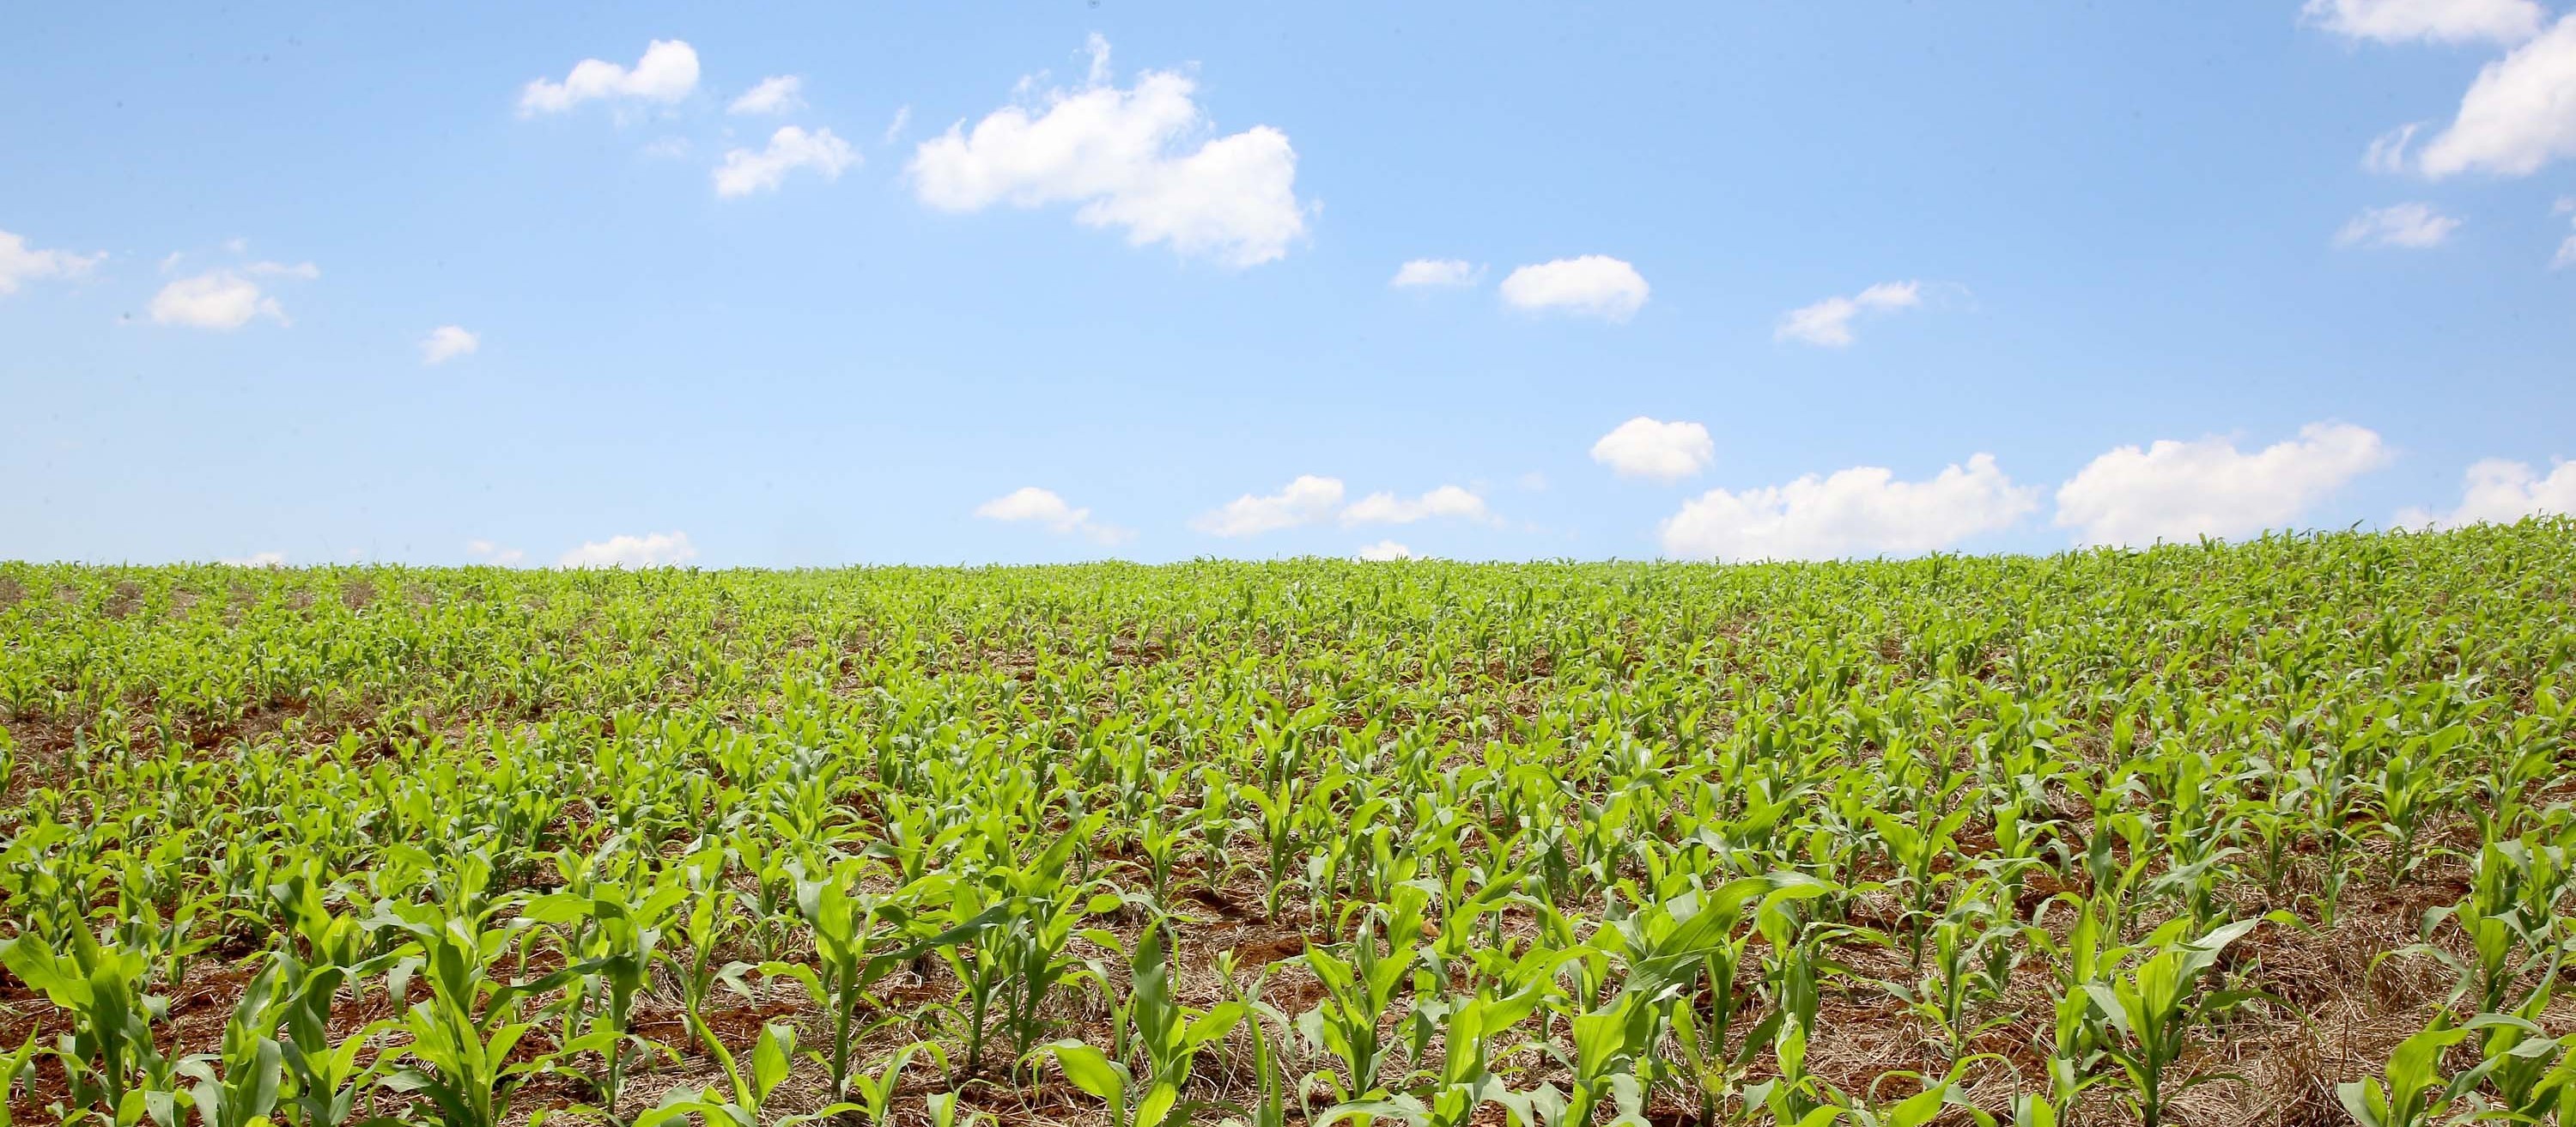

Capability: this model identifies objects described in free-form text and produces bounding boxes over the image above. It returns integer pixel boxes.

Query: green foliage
[0,524,2570,1125]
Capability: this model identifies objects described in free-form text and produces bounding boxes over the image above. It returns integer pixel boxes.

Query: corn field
[3,523,2574,1126]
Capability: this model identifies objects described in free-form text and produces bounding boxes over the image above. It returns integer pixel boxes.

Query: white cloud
[1193,476,1500,535]
[1590,417,1716,483]
[2397,458,2576,527]
[2302,0,2545,44]
[2053,422,2390,546]
[519,40,700,116]
[0,229,103,295]
[909,38,1307,267]
[245,260,320,279]
[1391,259,1477,287]
[714,126,859,198]
[465,539,527,566]
[558,531,698,569]
[2334,202,2462,247]
[421,325,479,365]
[2553,197,2576,266]
[1775,280,1923,347]
[2365,124,2422,173]
[1498,256,1649,321]
[1662,454,2037,561]
[2418,15,2576,177]
[1354,540,1414,561]
[1340,484,1491,526]
[641,137,693,159]
[150,271,288,330]
[221,551,287,567]
[882,105,912,145]
[1191,475,1346,536]
[727,75,805,115]
[973,486,1133,545]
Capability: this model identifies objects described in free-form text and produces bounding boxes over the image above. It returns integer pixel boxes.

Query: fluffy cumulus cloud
[2417,15,2576,177]
[1498,256,1649,321]
[1661,454,2037,562]
[2302,0,2545,44]
[420,325,479,365]
[221,551,287,567]
[558,531,698,569]
[1776,281,1923,347]
[2397,458,2576,527]
[0,229,103,295]
[1390,259,1477,288]
[727,76,805,116]
[519,40,700,116]
[1340,485,1490,527]
[2053,423,2390,546]
[465,539,527,566]
[909,36,1307,267]
[2335,202,2461,247]
[150,271,288,330]
[714,126,859,197]
[1354,540,1414,562]
[1191,475,1346,536]
[973,486,1133,545]
[1590,417,1716,483]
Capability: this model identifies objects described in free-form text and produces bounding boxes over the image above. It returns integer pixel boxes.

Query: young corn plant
[264,874,404,1127]
[1298,886,1430,1103]
[1870,806,1971,970]
[1041,930,1248,1127]
[843,1038,946,1125]
[175,962,284,1127]
[1893,890,2020,1067]
[0,926,176,1124]
[0,1033,46,1127]
[1042,927,1248,1127]
[1216,951,1304,1127]
[371,902,576,1127]
[769,862,999,1097]
[945,826,1125,1080]
[2084,917,2263,1127]
[635,1022,859,1127]
[522,877,690,1120]
[2336,1018,2483,1127]
[1123,926,1246,1106]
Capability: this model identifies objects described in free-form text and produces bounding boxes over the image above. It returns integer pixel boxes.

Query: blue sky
[3,1,2573,567]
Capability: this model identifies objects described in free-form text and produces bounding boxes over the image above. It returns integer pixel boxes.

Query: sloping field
[3,524,2573,1126]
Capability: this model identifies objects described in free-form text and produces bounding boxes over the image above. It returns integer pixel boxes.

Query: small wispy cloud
[973,487,1133,545]
[2334,202,2460,248]
[559,531,697,569]
[726,75,805,115]
[1390,259,1478,288]
[1776,280,1923,347]
[421,325,480,365]
[714,126,859,197]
